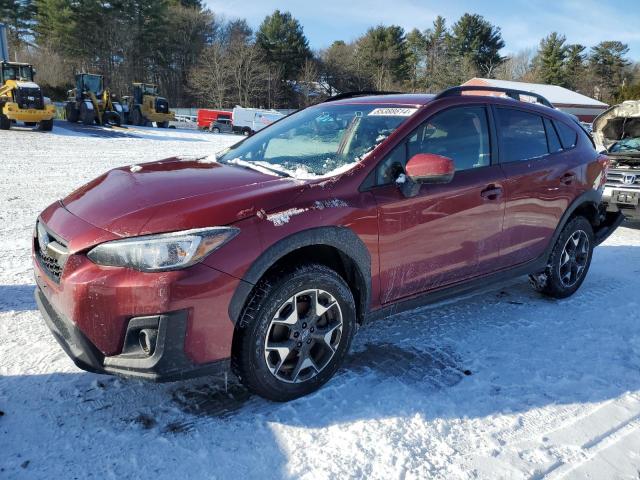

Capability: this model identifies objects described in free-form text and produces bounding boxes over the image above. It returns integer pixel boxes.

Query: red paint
[405,153,455,182]
[196,109,231,129]
[33,92,606,373]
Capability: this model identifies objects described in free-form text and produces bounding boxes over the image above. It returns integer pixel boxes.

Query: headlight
[87,227,239,272]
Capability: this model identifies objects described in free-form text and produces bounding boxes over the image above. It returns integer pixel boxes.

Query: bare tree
[297,58,319,106]
[494,49,535,81]
[188,43,229,108]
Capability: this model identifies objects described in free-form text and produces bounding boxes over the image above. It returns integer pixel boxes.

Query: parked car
[593,100,640,221]
[232,106,284,136]
[197,108,231,130]
[33,87,622,401]
[209,117,233,134]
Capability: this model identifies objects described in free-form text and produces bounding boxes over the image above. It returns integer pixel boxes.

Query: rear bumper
[2,102,56,121]
[36,286,229,381]
[594,210,625,245]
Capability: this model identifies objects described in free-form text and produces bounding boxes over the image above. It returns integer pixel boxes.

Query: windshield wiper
[224,158,291,178]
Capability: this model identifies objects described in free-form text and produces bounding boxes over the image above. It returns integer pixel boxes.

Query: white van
[232,107,285,136]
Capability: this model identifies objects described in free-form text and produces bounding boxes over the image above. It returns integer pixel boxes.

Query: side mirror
[400,153,455,197]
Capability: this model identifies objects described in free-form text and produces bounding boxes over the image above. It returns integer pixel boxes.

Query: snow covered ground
[1,121,640,479]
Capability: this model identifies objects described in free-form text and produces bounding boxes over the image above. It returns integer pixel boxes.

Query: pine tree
[256,10,311,81]
[1,0,35,48]
[589,41,630,102]
[357,25,409,90]
[406,28,426,91]
[448,13,505,77]
[532,32,569,86]
[564,44,586,90]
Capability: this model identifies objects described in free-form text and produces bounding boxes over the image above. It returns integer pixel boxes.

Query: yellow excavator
[123,83,174,128]
[0,61,56,131]
[64,73,123,126]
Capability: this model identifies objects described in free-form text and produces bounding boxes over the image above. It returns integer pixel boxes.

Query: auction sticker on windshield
[368,107,418,117]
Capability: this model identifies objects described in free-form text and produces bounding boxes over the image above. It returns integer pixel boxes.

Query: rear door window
[554,120,578,149]
[496,108,549,162]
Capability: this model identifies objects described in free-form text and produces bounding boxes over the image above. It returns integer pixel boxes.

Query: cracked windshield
[218,104,418,178]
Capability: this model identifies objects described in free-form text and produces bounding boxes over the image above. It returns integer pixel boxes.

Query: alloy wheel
[558,230,590,288]
[264,289,343,384]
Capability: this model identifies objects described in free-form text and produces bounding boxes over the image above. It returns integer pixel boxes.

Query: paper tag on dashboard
[368,108,418,117]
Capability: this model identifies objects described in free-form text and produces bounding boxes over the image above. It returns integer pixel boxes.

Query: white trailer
[232,107,284,136]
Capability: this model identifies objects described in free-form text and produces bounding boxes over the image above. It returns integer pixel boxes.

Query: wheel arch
[543,189,602,261]
[228,226,371,329]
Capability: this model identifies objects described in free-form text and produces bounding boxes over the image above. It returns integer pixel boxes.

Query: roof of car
[328,93,435,106]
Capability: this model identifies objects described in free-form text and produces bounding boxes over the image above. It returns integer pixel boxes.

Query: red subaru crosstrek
[34,87,623,401]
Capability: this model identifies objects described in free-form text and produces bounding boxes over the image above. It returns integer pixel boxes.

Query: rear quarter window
[554,120,578,149]
[543,117,563,153]
[496,108,549,162]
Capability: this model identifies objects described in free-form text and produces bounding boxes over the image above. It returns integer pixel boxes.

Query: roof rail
[434,85,554,108]
[323,90,402,103]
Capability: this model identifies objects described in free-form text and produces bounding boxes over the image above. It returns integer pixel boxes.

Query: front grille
[15,87,44,110]
[605,169,640,190]
[35,222,69,283]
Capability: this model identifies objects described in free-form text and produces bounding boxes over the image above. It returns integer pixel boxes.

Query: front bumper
[2,102,56,122]
[603,186,640,220]
[36,285,229,381]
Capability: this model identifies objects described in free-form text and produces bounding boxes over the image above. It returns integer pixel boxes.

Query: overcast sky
[206,0,640,58]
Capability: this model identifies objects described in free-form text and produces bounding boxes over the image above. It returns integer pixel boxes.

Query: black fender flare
[228,226,371,325]
[541,189,603,262]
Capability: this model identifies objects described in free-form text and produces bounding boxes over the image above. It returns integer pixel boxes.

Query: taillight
[597,153,610,188]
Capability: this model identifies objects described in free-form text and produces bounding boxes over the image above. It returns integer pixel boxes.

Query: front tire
[529,216,594,299]
[232,264,356,401]
[0,112,10,130]
[38,119,54,131]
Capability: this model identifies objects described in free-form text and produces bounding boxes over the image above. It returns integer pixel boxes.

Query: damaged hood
[62,157,306,236]
[593,100,640,153]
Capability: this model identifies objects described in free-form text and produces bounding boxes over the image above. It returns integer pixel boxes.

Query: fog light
[139,328,158,356]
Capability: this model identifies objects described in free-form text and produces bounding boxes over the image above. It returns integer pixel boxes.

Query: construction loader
[64,73,123,127]
[1,23,56,132]
[122,83,174,128]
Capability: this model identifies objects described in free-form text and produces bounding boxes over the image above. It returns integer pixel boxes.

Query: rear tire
[38,119,54,131]
[232,264,356,401]
[529,216,594,299]
[80,102,94,125]
[0,113,10,130]
[131,108,145,126]
[103,111,121,127]
[66,103,79,123]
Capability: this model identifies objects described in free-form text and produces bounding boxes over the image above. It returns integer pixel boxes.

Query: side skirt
[366,255,548,323]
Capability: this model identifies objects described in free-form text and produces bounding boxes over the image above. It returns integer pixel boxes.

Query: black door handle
[480,185,503,200]
[560,173,576,185]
